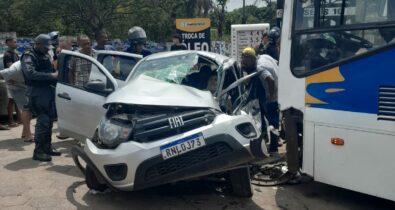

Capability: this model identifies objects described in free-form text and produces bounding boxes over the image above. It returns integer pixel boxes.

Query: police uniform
[125,47,152,57]
[21,42,58,161]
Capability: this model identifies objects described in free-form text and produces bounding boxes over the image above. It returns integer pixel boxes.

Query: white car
[56,50,268,197]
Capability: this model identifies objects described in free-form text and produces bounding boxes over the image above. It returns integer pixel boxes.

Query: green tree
[0,0,276,43]
[211,0,227,39]
[196,0,213,17]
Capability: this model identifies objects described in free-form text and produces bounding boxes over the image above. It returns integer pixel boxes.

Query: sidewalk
[0,122,83,209]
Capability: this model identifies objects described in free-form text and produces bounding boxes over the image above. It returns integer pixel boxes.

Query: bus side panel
[314,125,395,201]
[305,46,395,134]
[302,121,315,176]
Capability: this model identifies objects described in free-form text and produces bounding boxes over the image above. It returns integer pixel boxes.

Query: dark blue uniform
[125,47,152,57]
[21,48,57,156]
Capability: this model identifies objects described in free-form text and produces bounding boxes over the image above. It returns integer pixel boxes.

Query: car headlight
[98,115,133,148]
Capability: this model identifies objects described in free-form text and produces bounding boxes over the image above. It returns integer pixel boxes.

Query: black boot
[45,147,61,156]
[33,152,52,162]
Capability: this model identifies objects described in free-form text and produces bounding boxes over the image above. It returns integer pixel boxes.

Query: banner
[176,18,211,51]
[231,24,270,62]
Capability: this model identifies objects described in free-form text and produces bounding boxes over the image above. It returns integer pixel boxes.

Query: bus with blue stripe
[279,0,395,201]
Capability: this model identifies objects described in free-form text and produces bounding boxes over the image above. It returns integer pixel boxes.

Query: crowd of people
[0,25,282,162]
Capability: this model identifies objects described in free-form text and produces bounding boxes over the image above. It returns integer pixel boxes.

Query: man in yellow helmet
[241,47,279,155]
[241,47,257,74]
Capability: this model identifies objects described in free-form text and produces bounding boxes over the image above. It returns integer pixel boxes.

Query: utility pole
[242,0,246,24]
[276,0,284,27]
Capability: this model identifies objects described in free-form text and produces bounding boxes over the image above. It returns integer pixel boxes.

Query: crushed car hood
[105,75,221,110]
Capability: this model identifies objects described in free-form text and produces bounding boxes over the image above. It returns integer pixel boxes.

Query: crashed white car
[56,50,268,197]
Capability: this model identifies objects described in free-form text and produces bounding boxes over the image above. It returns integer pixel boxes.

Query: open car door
[56,50,119,141]
[95,50,142,87]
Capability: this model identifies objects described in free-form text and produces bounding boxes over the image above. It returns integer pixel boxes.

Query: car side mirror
[85,80,113,95]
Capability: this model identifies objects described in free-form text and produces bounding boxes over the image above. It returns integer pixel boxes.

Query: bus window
[291,0,395,77]
[347,0,395,24]
[294,0,395,30]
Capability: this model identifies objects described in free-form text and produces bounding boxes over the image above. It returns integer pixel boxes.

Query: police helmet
[34,34,52,48]
[48,31,59,46]
[128,26,147,45]
[269,27,280,40]
[48,31,59,41]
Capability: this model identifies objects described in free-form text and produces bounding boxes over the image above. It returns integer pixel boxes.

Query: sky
[226,0,269,11]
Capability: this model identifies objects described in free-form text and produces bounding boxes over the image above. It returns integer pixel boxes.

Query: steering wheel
[339,31,373,49]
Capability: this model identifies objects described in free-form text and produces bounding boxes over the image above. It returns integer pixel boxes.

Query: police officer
[21,34,60,162]
[265,27,281,61]
[125,26,152,57]
[48,31,59,61]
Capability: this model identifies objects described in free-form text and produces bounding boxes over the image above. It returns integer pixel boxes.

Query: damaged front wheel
[86,166,108,192]
[228,167,253,198]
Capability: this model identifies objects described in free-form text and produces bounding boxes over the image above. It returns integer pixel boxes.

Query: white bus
[278,0,395,201]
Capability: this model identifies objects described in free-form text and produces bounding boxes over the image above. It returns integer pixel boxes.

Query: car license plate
[160,133,206,160]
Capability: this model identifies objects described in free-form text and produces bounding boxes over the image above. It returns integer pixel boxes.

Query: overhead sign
[176,18,211,51]
[303,7,356,17]
[231,24,270,62]
[277,9,284,18]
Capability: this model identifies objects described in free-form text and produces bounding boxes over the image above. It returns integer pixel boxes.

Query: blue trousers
[29,95,56,154]
[265,101,279,152]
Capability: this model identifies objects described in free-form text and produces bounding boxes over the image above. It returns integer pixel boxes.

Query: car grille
[145,142,233,181]
[131,109,216,142]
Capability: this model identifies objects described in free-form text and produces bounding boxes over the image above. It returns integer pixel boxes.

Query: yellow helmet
[242,47,256,57]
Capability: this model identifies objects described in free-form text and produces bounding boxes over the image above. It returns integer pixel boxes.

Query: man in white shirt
[257,54,280,153]
[0,61,33,141]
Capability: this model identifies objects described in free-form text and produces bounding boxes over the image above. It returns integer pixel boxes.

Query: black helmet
[128,26,147,45]
[34,34,52,48]
[48,31,59,45]
[269,27,280,40]
[272,26,280,34]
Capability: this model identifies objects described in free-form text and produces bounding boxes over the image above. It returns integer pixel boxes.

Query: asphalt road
[0,121,394,210]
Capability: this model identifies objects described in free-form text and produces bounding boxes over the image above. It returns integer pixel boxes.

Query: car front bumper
[73,114,268,191]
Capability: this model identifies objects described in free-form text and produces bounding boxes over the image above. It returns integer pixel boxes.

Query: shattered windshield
[130,52,199,84]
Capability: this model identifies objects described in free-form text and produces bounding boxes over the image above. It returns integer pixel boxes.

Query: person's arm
[21,54,57,81]
[265,76,275,99]
[259,69,275,99]
[0,62,17,81]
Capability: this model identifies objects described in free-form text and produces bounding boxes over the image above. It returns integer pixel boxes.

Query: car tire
[85,165,108,192]
[229,167,253,198]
